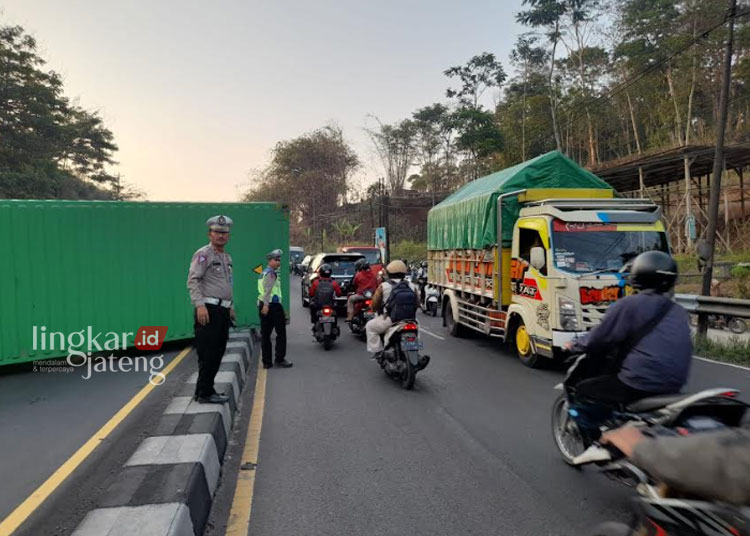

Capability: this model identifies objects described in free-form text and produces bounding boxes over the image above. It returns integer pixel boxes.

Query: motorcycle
[587,440,750,536]
[422,284,439,317]
[377,320,430,390]
[313,305,340,351]
[348,290,375,339]
[690,314,748,334]
[551,354,747,477]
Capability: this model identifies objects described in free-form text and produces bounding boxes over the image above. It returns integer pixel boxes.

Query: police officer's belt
[204,297,233,308]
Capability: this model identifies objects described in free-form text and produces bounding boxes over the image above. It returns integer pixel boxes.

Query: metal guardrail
[675,293,750,319]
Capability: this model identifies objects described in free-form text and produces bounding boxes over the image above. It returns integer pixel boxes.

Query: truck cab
[506,195,668,366]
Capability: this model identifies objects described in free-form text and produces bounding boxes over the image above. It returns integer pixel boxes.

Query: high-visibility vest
[257,267,282,303]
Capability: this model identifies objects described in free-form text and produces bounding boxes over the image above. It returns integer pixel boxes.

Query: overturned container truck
[427,151,669,367]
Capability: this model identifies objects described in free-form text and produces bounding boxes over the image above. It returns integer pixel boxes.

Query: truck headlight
[558,296,579,331]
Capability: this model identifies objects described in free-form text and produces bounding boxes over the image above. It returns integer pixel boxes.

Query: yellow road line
[226,356,267,536]
[0,346,193,536]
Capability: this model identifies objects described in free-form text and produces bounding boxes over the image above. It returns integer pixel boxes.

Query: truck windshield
[552,221,668,274]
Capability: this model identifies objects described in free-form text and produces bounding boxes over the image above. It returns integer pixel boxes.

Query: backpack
[385,280,418,322]
[313,278,336,308]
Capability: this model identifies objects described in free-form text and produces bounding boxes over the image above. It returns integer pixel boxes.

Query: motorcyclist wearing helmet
[346,258,378,322]
[564,250,692,411]
[365,260,420,357]
[309,263,342,324]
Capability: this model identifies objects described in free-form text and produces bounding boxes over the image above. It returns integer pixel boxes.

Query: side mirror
[530,246,546,271]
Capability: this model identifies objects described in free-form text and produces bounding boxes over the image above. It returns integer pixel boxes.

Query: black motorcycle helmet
[319,264,333,278]
[355,258,369,271]
[629,251,678,293]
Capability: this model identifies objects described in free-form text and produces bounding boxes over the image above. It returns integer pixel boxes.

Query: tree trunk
[626,88,642,154]
[666,64,684,146]
[548,24,562,152]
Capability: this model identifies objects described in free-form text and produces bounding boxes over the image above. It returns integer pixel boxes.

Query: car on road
[290,246,305,274]
[301,252,365,309]
[338,246,383,275]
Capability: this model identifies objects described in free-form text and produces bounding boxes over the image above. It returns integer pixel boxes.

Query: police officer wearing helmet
[565,251,691,432]
[365,259,420,357]
[259,249,292,369]
[186,215,235,404]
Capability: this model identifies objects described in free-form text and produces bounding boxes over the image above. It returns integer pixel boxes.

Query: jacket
[571,291,692,393]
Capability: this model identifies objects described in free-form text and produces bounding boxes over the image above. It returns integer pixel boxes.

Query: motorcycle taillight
[365,300,372,307]
[322,306,333,316]
[403,323,418,331]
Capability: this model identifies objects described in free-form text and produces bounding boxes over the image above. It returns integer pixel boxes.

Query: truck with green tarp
[0,200,289,366]
[427,151,669,367]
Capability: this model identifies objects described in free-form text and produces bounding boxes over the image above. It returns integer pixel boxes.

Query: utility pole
[699,0,736,336]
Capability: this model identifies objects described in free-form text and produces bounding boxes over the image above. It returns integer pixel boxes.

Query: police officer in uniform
[259,249,293,369]
[187,215,235,403]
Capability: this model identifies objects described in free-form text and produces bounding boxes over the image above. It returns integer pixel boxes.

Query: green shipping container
[0,200,289,366]
[427,151,612,249]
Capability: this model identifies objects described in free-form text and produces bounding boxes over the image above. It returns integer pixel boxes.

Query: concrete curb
[72,329,256,536]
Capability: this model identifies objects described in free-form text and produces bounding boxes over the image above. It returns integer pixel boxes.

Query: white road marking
[693,355,750,372]
[421,327,446,340]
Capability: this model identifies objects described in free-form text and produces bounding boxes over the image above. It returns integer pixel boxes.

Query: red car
[337,246,383,276]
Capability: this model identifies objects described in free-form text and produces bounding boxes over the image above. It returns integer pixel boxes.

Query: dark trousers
[573,374,654,441]
[260,303,286,366]
[194,304,230,397]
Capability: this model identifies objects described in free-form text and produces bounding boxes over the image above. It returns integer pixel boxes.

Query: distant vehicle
[290,246,305,275]
[338,246,383,275]
[300,254,313,274]
[301,253,365,309]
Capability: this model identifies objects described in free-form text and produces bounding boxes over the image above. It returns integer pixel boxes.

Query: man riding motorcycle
[346,258,378,322]
[309,264,342,324]
[365,260,420,358]
[564,250,692,438]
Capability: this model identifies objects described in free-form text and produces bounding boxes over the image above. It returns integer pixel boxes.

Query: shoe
[274,359,293,368]
[371,351,383,361]
[416,355,431,371]
[263,362,273,369]
[196,393,229,404]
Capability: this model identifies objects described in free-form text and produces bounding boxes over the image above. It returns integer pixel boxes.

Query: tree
[0,25,120,199]
[510,34,549,160]
[453,107,504,180]
[517,0,567,150]
[243,125,359,247]
[365,117,417,192]
[444,52,507,109]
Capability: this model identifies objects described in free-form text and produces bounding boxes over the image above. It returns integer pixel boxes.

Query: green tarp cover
[427,151,612,249]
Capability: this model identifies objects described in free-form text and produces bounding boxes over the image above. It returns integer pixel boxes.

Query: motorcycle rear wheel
[323,339,333,351]
[551,394,586,465]
[401,356,416,390]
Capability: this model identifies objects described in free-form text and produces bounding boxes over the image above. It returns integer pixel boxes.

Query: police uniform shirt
[187,244,234,306]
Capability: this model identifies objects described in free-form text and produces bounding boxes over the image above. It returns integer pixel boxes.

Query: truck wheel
[445,301,466,337]
[514,320,539,368]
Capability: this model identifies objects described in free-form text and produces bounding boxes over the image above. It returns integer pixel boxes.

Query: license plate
[320,316,335,323]
[401,338,420,351]
[363,313,375,321]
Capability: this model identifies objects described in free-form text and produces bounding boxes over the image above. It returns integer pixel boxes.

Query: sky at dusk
[3,1,526,201]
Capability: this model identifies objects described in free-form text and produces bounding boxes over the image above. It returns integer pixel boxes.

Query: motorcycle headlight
[558,296,579,331]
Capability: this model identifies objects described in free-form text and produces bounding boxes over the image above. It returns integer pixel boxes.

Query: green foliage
[444,52,507,109]
[693,335,750,367]
[0,24,124,199]
[732,265,750,299]
[390,240,427,263]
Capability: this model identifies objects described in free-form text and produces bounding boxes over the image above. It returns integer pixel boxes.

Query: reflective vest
[258,266,282,304]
